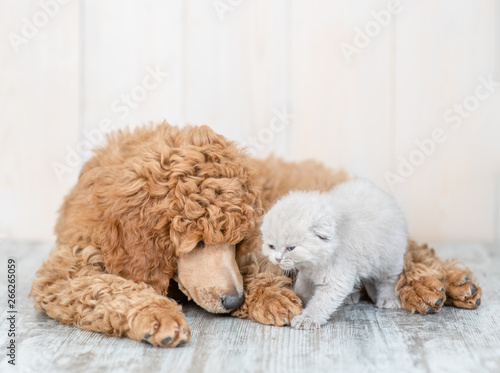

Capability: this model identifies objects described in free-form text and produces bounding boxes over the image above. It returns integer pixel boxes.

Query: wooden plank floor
[0,241,499,373]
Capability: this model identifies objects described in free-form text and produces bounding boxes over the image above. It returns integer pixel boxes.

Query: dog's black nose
[222,294,245,310]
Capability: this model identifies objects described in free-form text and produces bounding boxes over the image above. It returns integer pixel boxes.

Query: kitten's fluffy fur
[261,179,408,330]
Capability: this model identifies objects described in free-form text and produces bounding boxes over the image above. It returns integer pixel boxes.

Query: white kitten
[260,179,408,330]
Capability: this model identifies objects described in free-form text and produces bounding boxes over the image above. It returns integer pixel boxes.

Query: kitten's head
[260,191,338,271]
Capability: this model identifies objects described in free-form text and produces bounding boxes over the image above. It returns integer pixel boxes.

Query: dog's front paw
[244,286,302,327]
[291,314,321,330]
[397,276,446,314]
[128,299,190,348]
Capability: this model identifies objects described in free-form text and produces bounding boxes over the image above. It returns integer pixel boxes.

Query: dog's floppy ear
[98,214,176,295]
[310,217,334,241]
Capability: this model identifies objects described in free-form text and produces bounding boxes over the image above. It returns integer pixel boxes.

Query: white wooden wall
[1,0,499,243]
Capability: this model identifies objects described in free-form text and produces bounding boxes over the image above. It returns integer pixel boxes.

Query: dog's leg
[231,252,302,326]
[396,240,482,314]
[442,261,482,309]
[396,240,447,314]
[30,245,190,347]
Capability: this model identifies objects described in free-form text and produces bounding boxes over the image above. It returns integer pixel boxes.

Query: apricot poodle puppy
[30,122,481,347]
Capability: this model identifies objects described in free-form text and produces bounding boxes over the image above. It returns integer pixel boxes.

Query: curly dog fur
[30,122,481,348]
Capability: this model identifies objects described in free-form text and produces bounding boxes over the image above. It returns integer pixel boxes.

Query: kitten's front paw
[291,314,321,330]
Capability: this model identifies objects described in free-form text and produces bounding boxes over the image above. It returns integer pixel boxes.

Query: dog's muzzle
[175,243,245,314]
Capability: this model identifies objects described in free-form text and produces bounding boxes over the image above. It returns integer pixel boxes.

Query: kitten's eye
[268,244,275,250]
[286,246,296,251]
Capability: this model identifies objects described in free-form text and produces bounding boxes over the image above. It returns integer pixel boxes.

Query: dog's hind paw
[397,276,446,314]
[444,270,482,309]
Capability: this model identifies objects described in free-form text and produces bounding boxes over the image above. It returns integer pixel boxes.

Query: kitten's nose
[276,257,282,263]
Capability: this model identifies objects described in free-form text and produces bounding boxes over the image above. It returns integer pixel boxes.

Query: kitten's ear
[310,218,334,241]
